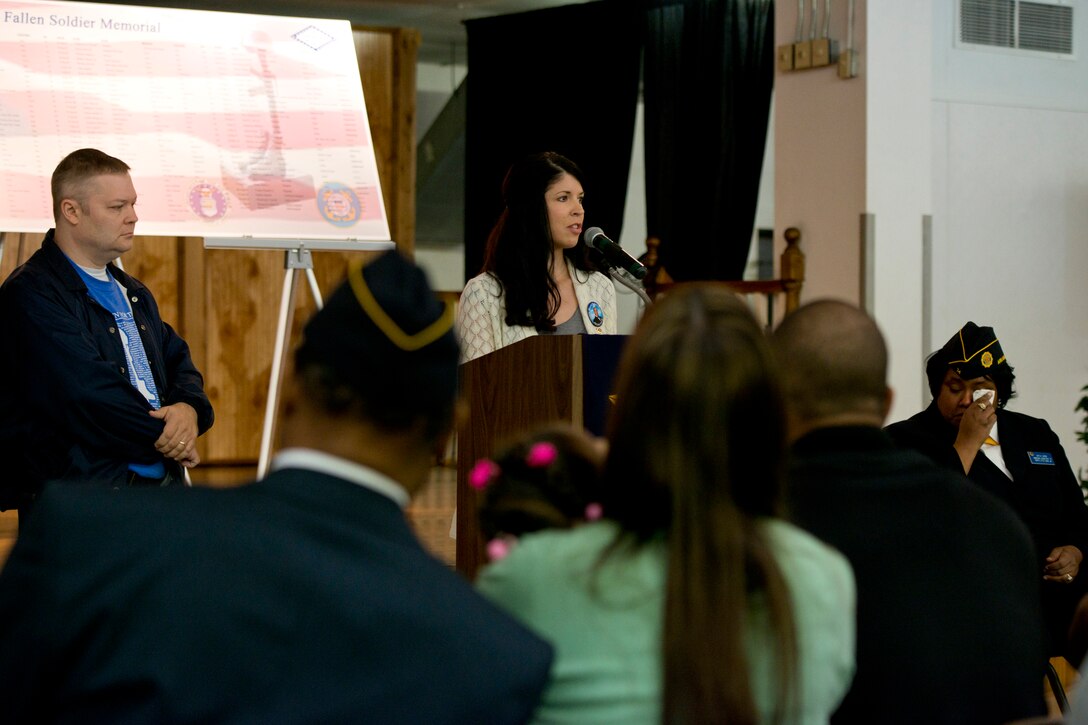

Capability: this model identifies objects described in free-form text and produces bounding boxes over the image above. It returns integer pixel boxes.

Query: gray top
[548,311,588,336]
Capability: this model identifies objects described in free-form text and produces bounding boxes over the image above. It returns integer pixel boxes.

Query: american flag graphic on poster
[0,0,391,242]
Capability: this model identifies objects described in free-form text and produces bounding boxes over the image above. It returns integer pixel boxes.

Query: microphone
[584,227,647,280]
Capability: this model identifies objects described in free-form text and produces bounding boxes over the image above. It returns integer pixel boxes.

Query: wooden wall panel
[355,27,419,258]
[0,232,46,283]
[201,249,282,462]
[0,28,419,467]
[123,236,180,325]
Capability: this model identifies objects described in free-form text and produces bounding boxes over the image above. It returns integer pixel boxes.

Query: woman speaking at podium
[456,152,617,363]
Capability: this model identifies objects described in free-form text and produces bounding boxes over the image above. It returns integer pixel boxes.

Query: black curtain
[643,0,775,281]
[463,1,641,282]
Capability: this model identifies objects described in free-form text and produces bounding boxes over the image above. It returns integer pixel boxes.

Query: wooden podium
[455,334,627,578]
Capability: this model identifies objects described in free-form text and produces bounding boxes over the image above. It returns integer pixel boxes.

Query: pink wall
[774,0,867,305]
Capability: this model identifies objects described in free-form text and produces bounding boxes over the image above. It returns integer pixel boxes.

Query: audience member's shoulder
[764,519,850,572]
[28,482,230,535]
[36,480,152,516]
[478,522,645,602]
[955,472,1031,518]
[883,409,929,437]
[927,463,1036,540]
[489,522,617,574]
[762,519,854,605]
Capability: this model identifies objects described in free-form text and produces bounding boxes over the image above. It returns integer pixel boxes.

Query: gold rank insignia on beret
[348,258,454,351]
[943,321,1008,380]
[294,250,460,409]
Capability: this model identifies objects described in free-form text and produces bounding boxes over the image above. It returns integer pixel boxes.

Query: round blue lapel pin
[587,301,604,327]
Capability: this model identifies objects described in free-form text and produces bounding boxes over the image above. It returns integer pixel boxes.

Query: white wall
[613,99,648,334]
[772,0,1088,475]
[867,2,933,426]
[930,0,1088,477]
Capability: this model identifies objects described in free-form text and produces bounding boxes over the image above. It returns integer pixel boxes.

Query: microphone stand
[608,267,653,306]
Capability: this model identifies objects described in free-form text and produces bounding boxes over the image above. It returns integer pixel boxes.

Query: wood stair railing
[639,227,805,330]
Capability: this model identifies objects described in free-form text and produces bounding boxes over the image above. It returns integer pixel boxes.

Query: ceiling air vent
[959,0,1074,57]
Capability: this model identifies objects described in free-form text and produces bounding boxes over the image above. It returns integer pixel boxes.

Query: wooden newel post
[780,227,805,313]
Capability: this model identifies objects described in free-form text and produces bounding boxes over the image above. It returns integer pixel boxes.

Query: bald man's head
[771,300,890,427]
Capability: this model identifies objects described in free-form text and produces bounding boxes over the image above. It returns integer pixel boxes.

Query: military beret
[295,250,458,412]
[939,321,1008,381]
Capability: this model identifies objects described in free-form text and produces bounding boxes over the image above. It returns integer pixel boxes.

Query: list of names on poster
[0,0,390,241]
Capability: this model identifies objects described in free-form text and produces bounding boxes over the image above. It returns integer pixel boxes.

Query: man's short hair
[772,299,888,422]
[51,148,131,221]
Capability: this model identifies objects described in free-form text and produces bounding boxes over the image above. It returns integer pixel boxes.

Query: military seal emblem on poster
[188,182,228,221]
[318,183,361,227]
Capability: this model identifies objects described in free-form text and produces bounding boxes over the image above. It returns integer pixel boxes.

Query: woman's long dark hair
[602,285,797,724]
[480,151,600,331]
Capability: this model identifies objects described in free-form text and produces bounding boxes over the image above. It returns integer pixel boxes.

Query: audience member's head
[601,284,796,723]
[290,251,458,487]
[472,424,604,562]
[925,321,1016,409]
[772,299,891,436]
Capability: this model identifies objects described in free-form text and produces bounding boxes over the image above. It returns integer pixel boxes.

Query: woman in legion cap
[886,322,1088,659]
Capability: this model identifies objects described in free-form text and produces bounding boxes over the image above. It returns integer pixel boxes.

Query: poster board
[0,0,392,246]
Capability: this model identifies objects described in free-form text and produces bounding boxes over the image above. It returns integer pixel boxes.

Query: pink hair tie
[584,502,603,521]
[469,459,500,490]
[487,537,515,562]
[525,441,557,468]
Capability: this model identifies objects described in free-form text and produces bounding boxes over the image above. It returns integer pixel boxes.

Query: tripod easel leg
[257,250,322,478]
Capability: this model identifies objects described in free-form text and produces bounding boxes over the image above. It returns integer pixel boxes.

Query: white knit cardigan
[455,260,617,364]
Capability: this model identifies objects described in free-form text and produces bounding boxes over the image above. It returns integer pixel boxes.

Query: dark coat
[789,426,1047,724]
[0,230,213,505]
[886,403,1088,561]
[0,468,554,724]
[886,403,1088,652]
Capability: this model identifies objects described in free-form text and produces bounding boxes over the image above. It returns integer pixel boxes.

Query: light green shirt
[477,519,855,724]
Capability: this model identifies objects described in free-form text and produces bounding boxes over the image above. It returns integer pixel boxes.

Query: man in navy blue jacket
[0,148,213,518]
[0,250,554,723]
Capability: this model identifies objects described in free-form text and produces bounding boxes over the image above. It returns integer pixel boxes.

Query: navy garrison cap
[939,321,1009,381]
[295,250,458,411]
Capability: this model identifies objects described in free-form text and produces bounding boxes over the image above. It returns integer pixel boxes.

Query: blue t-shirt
[70,262,165,479]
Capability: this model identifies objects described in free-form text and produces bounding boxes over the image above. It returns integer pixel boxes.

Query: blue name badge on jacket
[1027,451,1055,466]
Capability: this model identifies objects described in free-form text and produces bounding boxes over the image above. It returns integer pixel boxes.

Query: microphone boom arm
[608,267,653,306]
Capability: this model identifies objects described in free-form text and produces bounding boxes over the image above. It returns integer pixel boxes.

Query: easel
[204,238,395,478]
